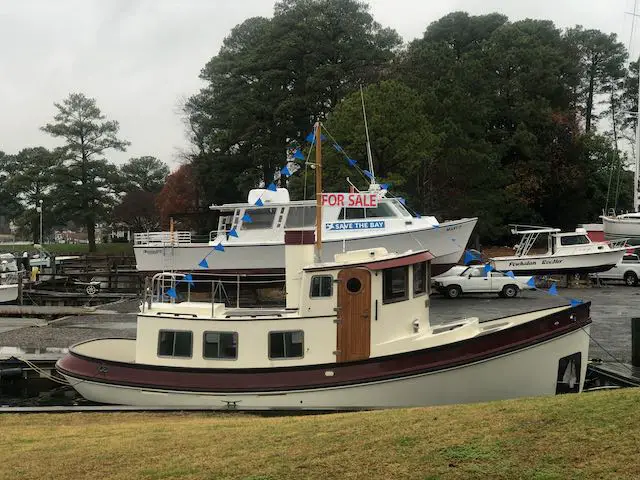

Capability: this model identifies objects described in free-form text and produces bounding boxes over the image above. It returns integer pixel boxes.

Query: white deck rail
[134,231,192,246]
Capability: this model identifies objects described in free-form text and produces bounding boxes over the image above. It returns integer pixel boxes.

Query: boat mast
[360,85,376,185]
[315,121,323,258]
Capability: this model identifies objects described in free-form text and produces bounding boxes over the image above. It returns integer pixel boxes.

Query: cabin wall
[135,315,337,369]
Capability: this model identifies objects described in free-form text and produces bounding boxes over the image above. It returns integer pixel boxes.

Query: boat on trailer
[133,185,477,277]
[490,225,627,276]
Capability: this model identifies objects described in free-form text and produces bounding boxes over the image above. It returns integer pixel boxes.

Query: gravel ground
[0,286,637,362]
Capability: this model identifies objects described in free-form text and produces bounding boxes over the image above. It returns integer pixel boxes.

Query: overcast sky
[1,0,639,169]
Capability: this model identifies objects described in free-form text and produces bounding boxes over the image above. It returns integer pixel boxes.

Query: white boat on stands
[491,225,627,276]
[133,185,477,276]
[0,253,20,303]
[601,212,640,243]
[58,229,591,410]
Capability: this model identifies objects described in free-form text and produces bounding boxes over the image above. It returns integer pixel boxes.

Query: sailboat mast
[633,57,640,212]
[315,121,323,256]
[360,85,376,184]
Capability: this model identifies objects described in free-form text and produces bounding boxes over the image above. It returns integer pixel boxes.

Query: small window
[285,206,317,228]
[413,262,427,296]
[310,275,332,297]
[158,330,192,357]
[339,208,365,219]
[203,332,238,359]
[383,266,408,303]
[560,235,590,246]
[346,277,362,293]
[364,203,397,218]
[622,254,639,263]
[242,208,277,230]
[269,331,304,359]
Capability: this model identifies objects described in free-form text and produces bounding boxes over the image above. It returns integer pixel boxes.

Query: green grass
[0,243,133,255]
[0,389,639,479]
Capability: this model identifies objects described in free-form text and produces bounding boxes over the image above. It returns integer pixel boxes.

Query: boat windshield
[338,202,397,220]
[389,198,413,218]
[242,208,278,230]
[285,206,316,228]
[559,235,591,246]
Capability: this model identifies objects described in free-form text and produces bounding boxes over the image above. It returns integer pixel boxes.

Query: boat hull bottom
[491,264,618,276]
[60,328,589,410]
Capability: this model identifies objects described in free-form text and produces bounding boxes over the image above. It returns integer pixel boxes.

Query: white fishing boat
[58,124,591,410]
[491,225,627,275]
[0,253,20,303]
[134,185,477,276]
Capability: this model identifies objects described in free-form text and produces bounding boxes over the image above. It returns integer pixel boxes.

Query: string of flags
[461,249,584,308]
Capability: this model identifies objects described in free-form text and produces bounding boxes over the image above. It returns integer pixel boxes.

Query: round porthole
[346,277,362,293]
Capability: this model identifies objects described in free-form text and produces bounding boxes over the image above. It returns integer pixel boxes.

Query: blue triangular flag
[399,197,406,205]
[228,228,238,238]
[347,158,357,167]
[416,213,421,219]
[463,251,474,265]
[267,183,277,192]
[548,283,558,296]
[214,243,225,252]
[305,132,315,143]
[255,198,264,207]
[363,170,373,179]
[333,143,343,153]
[380,183,389,190]
[506,271,515,279]
[281,166,291,176]
[526,277,536,288]
[570,298,583,307]
[242,213,253,223]
[166,288,177,299]
[184,274,194,286]
[293,149,304,160]
[483,264,493,274]
[198,258,209,269]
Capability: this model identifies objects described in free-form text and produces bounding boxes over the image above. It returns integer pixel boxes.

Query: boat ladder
[515,232,540,257]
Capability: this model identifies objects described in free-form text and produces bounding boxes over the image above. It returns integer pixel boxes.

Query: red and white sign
[320,192,378,208]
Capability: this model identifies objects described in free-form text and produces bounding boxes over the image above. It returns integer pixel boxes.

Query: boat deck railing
[143,272,286,313]
[134,231,192,245]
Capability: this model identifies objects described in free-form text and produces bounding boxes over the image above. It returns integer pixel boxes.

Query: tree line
[185,1,640,242]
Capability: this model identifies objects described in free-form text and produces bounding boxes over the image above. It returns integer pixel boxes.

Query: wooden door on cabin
[336,268,371,362]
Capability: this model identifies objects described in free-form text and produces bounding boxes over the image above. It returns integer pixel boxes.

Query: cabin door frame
[336,268,371,363]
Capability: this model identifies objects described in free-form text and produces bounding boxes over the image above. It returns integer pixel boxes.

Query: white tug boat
[57,229,592,409]
[133,185,477,277]
[491,225,627,276]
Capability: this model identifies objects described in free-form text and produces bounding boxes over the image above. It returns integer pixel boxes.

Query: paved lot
[0,286,638,362]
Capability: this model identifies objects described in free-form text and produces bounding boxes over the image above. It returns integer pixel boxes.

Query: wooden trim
[284,230,315,245]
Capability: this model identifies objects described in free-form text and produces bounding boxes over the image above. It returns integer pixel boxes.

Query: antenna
[360,85,376,184]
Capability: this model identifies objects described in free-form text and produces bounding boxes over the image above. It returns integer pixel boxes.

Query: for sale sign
[319,192,378,208]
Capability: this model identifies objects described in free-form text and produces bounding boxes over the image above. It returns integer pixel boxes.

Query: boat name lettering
[508,260,537,266]
[541,259,563,265]
[320,193,378,208]
[325,221,386,231]
[142,249,163,255]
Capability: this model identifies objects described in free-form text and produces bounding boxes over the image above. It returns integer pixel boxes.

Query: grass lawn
[1,389,639,480]
[0,243,133,256]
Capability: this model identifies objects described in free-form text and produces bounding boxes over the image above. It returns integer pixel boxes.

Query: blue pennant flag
[526,277,536,288]
[214,243,225,252]
[228,227,238,238]
[184,274,194,286]
[255,198,264,207]
[483,264,493,275]
[431,222,439,228]
[363,170,373,180]
[416,213,422,219]
[347,158,357,167]
[570,298,583,307]
[398,197,406,205]
[198,258,209,269]
[305,132,315,143]
[166,288,177,299]
[242,213,253,223]
[281,166,291,177]
[380,183,390,190]
[333,143,343,153]
[267,182,277,192]
[548,283,558,296]
[463,251,475,265]
[506,271,515,279]
[293,149,305,160]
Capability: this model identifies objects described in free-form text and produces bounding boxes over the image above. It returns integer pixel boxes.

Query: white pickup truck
[431,266,534,299]
[590,253,640,286]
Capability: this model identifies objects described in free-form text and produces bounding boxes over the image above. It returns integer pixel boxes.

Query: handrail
[134,231,192,245]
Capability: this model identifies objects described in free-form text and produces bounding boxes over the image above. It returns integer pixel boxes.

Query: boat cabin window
[339,203,397,220]
[309,275,333,298]
[285,206,316,228]
[203,332,238,360]
[269,331,304,359]
[157,330,192,358]
[383,266,409,304]
[242,208,277,229]
[560,235,590,246]
[413,262,428,296]
[390,198,413,218]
